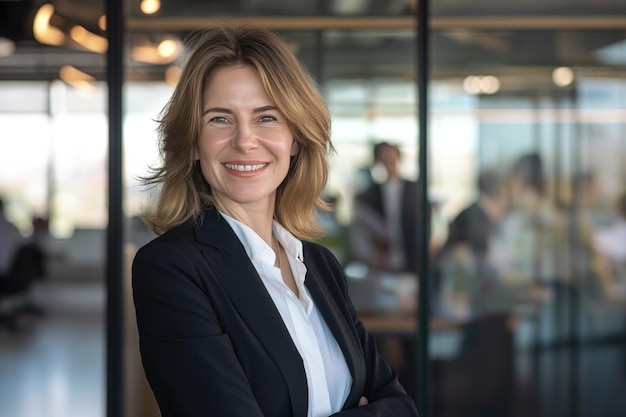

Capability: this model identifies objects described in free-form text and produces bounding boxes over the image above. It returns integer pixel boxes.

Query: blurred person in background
[0,196,25,280]
[441,169,507,258]
[487,152,566,304]
[565,171,622,302]
[0,196,32,330]
[349,141,428,277]
[591,190,626,301]
[435,169,508,319]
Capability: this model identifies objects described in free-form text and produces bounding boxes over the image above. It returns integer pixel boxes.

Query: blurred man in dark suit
[351,142,428,277]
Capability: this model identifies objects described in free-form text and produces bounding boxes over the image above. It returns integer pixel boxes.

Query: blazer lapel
[194,208,307,417]
[304,258,366,409]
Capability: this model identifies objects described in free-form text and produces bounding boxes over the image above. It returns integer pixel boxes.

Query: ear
[290,140,299,156]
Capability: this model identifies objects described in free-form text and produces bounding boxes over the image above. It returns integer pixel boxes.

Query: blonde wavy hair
[142,25,333,240]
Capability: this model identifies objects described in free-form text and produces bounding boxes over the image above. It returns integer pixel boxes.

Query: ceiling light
[141,0,161,15]
[552,67,574,87]
[98,15,107,31]
[481,75,500,94]
[59,65,96,89]
[70,25,108,53]
[132,38,181,64]
[33,3,66,46]
[463,75,482,95]
[463,75,500,95]
[165,66,181,86]
[157,39,178,59]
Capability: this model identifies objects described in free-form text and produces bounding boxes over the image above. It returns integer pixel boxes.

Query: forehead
[204,62,257,86]
[203,64,268,99]
[200,64,293,121]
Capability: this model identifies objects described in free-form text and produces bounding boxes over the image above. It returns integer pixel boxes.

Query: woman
[132,25,419,417]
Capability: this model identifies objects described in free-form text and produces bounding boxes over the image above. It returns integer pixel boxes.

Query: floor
[0,281,105,417]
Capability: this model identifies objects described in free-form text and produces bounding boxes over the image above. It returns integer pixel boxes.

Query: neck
[214,198,275,245]
[273,235,282,269]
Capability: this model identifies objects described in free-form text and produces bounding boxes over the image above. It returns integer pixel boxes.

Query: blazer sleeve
[310,245,420,417]
[332,312,420,416]
[132,238,265,417]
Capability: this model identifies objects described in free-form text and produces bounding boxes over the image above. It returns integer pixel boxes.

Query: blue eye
[210,116,228,123]
[259,115,276,122]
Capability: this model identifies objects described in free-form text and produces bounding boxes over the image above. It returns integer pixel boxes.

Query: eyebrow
[202,105,277,116]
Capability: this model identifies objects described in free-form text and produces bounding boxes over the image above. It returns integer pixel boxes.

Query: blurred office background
[1,0,626,416]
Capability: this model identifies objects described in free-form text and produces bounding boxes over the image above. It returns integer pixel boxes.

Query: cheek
[196,134,216,163]
[194,133,207,161]
[195,142,214,177]
[197,159,218,189]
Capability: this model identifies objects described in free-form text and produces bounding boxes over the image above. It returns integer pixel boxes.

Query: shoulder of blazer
[132,208,240,281]
[302,240,345,279]
[139,207,237,250]
[301,240,352,312]
[133,220,199,266]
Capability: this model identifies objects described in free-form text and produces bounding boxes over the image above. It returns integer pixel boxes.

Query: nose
[232,122,258,152]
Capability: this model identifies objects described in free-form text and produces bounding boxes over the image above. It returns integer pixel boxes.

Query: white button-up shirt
[221,212,352,417]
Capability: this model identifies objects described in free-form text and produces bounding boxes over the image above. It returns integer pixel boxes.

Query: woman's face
[195,64,297,216]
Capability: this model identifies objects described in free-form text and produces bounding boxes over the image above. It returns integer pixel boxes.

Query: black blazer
[441,201,493,257]
[132,208,419,417]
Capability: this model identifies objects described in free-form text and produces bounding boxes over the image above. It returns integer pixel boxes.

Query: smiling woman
[131,25,419,417]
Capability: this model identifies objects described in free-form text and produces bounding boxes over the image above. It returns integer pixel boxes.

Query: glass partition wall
[430,21,626,416]
[2,1,626,417]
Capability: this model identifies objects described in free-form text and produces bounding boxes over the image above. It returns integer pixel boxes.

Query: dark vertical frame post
[106,0,124,416]
[416,0,431,416]
[566,88,580,417]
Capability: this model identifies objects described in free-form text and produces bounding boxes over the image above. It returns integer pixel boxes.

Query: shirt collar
[272,221,304,263]
[219,211,304,266]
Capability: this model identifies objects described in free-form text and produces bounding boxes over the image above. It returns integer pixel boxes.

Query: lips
[223,163,268,172]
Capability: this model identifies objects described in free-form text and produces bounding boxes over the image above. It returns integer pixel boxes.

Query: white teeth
[224,163,267,172]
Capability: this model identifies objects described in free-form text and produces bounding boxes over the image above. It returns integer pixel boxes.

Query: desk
[346,268,466,334]
[358,312,467,334]
[347,270,417,314]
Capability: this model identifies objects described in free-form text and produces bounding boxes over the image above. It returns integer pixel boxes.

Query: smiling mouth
[224,163,268,172]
